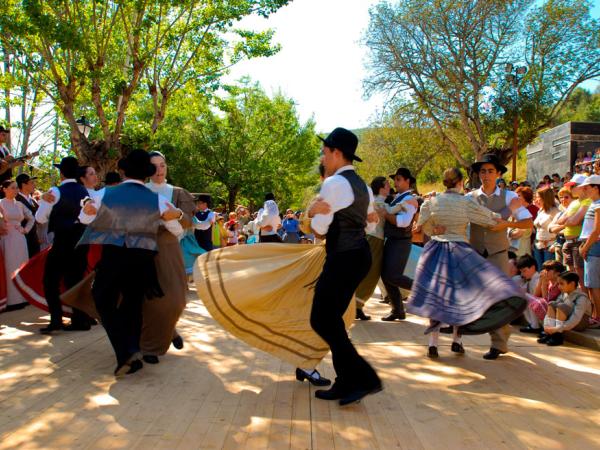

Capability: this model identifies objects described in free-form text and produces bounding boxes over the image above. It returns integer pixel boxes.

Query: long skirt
[194,243,355,368]
[0,248,6,312]
[1,229,29,307]
[141,230,188,355]
[180,231,206,275]
[407,240,525,331]
[354,235,384,303]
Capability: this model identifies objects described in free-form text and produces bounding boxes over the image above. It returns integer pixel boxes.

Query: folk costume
[193,194,215,252]
[35,157,91,333]
[144,177,195,357]
[78,150,182,375]
[467,154,532,356]
[257,197,282,243]
[16,174,40,257]
[406,189,527,353]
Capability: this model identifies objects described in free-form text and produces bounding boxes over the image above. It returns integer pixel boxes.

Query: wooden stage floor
[1,287,599,450]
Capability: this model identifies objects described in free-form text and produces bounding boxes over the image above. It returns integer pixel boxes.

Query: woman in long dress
[0,179,34,311]
[0,211,8,311]
[407,168,526,358]
[143,151,196,363]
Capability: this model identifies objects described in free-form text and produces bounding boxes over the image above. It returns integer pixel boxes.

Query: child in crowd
[539,272,592,346]
[226,212,239,246]
[514,255,540,333]
[522,260,564,334]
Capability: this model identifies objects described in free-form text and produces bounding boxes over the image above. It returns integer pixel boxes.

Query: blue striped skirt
[407,240,523,326]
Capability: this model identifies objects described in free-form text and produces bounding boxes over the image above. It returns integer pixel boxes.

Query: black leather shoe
[379,296,391,304]
[5,302,28,311]
[381,312,406,321]
[355,309,371,321]
[537,333,551,344]
[40,323,63,335]
[62,323,91,331]
[451,342,465,354]
[483,348,506,360]
[339,384,383,406]
[315,384,348,400]
[296,368,331,386]
[172,335,184,350]
[546,333,564,346]
[427,346,439,358]
[143,355,160,364]
[519,325,543,334]
[114,358,143,376]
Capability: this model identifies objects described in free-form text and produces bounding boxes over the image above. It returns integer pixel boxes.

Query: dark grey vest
[325,170,368,254]
[470,188,512,255]
[78,182,161,251]
[47,182,88,235]
[384,190,414,240]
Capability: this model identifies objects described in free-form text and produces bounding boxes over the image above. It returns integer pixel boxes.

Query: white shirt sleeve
[78,188,106,224]
[35,186,61,224]
[158,195,184,237]
[311,175,354,236]
[365,186,377,234]
[505,190,532,221]
[193,211,215,230]
[394,194,418,228]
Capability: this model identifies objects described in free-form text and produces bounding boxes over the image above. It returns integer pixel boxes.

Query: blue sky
[226,0,600,132]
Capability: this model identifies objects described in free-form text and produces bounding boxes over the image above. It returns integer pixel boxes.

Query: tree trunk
[227,186,239,212]
[3,48,11,147]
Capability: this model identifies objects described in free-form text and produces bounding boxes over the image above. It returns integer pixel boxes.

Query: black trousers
[25,226,40,258]
[43,231,89,326]
[381,237,413,314]
[92,246,153,366]
[259,234,282,243]
[310,242,380,391]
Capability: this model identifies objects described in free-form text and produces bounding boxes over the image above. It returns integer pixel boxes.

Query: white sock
[452,327,462,343]
[428,331,439,347]
[543,316,556,328]
[302,368,319,379]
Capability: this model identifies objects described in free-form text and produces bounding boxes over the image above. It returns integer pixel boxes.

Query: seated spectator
[583,151,593,163]
[524,260,564,333]
[574,151,584,167]
[507,250,519,277]
[514,254,540,333]
[551,173,562,190]
[563,171,572,183]
[593,148,600,162]
[538,272,592,346]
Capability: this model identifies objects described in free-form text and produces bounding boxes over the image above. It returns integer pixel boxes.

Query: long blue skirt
[407,240,524,327]
[180,232,206,275]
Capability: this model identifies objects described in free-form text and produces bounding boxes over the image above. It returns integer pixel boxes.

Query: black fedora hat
[53,156,80,175]
[120,149,156,180]
[389,167,416,183]
[318,127,362,162]
[196,193,212,204]
[471,153,507,175]
[16,173,37,187]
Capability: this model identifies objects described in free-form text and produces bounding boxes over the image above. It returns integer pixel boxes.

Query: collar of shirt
[476,186,501,197]
[333,165,355,176]
[122,179,145,185]
[60,179,77,185]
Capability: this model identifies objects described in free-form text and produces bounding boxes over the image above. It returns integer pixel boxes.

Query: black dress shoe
[62,323,91,331]
[483,348,506,360]
[5,302,28,311]
[355,309,371,321]
[40,324,63,334]
[381,312,406,321]
[296,368,331,386]
[172,335,184,350]
[114,358,143,376]
[427,346,439,358]
[451,342,465,354]
[379,296,391,304]
[546,332,564,346]
[537,333,551,344]
[314,384,348,400]
[90,318,99,326]
[519,325,543,334]
[143,355,160,364]
[339,384,383,406]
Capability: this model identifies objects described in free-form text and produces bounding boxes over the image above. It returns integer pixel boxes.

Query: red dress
[12,245,102,317]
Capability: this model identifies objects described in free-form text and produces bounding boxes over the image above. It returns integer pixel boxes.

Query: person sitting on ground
[538,271,592,346]
[523,260,565,334]
[514,254,540,333]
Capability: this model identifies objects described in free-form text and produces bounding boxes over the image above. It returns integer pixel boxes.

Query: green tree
[0,0,289,174]
[155,82,319,211]
[364,0,600,169]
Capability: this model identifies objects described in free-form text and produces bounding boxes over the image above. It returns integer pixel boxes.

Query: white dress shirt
[256,200,281,236]
[35,179,78,224]
[193,209,215,231]
[390,191,417,228]
[78,179,183,237]
[311,165,376,236]
[467,186,532,221]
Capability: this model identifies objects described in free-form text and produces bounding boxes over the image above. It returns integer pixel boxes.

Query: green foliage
[153,82,319,211]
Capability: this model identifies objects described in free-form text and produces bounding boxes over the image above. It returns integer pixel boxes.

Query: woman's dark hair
[77,165,91,184]
[1,179,15,190]
[370,176,387,195]
[542,260,565,273]
[559,271,579,285]
[442,168,463,189]
[265,192,275,201]
[516,254,537,271]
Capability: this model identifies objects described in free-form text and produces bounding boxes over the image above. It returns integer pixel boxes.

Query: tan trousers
[486,250,511,352]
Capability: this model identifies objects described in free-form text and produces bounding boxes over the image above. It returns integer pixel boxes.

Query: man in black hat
[467,153,533,359]
[308,127,382,406]
[35,156,92,333]
[78,149,183,376]
[0,125,24,184]
[193,193,215,251]
[378,167,419,321]
[16,173,40,257]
